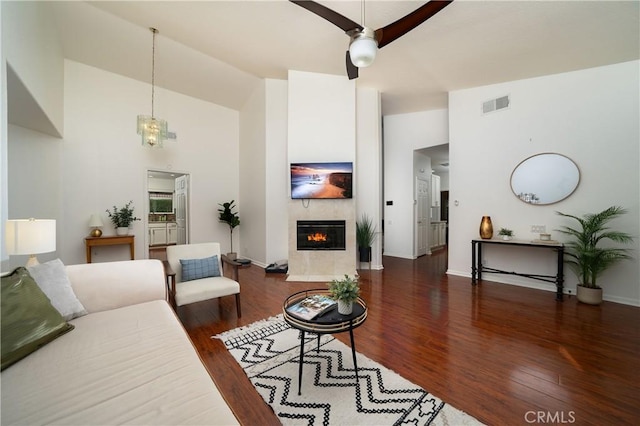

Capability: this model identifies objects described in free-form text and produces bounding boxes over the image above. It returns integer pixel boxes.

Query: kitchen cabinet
[167,223,177,245]
[430,221,447,250]
[149,223,167,246]
[149,222,177,246]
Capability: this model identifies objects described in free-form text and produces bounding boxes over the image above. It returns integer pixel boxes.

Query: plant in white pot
[556,206,633,305]
[328,274,360,315]
[218,200,240,259]
[106,200,140,235]
[498,228,514,241]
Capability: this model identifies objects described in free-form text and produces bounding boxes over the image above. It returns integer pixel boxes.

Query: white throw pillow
[27,259,87,320]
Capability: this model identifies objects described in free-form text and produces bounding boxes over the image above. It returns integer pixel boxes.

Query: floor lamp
[5,219,56,267]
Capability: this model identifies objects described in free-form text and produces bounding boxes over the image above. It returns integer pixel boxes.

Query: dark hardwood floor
[177,249,640,425]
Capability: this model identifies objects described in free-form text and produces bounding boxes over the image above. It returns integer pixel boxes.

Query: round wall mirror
[510,153,580,205]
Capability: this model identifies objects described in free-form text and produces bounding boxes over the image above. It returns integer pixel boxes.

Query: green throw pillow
[1,267,74,371]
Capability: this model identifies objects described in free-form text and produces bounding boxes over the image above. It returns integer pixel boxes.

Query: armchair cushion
[180,255,220,282]
[175,276,240,307]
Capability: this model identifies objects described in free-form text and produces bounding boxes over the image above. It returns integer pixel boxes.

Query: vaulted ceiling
[48,1,639,116]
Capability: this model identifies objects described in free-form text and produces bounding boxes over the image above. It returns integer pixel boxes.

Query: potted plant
[218,200,240,259]
[498,228,514,241]
[556,206,633,305]
[328,274,360,315]
[106,200,140,235]
[356,213,377,263]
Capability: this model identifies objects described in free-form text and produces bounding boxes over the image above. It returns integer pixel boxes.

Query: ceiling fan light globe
[349,37,377,68]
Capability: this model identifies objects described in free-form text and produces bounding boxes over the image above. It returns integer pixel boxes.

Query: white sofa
[1,259,239,425]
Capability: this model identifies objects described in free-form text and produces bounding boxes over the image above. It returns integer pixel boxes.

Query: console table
[85,235,135,263]
[471,238,565,301]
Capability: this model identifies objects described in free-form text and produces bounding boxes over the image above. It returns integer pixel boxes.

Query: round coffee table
[283,289,367,395]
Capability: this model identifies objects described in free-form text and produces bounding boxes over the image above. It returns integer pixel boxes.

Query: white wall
[238,78,289,267]
[1,2,7,265]
[382,109,448,259]
[264,79,289,265]
[2,1,63,136]
[239,80,267,263]
[6,124,62,266]
[448,61,640,305]
[6,60,239,267]
[356,87,383,269]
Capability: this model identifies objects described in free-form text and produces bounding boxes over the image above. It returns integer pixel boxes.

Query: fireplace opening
[297,220,346,251]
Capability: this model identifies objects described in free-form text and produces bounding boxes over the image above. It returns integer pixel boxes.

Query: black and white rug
[215,315,483,425]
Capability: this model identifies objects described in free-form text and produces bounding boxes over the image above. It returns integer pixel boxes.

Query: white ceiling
[49,0,639,116]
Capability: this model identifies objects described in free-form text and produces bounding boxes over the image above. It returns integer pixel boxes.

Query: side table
[85,235,135,263]
[283,289,367,395]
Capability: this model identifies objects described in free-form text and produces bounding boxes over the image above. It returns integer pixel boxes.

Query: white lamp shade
[89,214,104,228]
[5,219,56,255]
[349,36,378,68]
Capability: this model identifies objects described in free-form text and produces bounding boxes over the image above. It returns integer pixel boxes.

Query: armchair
[165,242,241,316]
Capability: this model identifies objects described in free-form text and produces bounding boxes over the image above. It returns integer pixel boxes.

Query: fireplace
[297,220,346,251]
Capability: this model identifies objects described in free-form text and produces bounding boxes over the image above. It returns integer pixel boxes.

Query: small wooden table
[85,235,135,263]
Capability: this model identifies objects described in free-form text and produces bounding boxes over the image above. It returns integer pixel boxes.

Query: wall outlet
[531,225,546,233]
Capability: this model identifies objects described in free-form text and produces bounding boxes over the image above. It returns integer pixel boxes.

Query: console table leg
[477,243,483,281]
[471,241,477,284]
[556,247,565,301]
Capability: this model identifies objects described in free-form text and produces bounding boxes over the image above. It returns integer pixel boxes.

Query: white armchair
[165,242,241,316]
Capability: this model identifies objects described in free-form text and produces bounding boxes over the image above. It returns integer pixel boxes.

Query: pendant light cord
[361,0,365,26]
[150,28,157,118]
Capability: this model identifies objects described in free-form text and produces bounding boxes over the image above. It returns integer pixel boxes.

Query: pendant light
[137,27,168,148]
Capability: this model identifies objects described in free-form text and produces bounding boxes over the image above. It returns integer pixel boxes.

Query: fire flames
[307,232,328,242]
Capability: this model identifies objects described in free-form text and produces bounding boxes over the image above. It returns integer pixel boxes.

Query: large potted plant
[328,274,360,315]
[356,213,377,263]
[556,206,633,305]
[218,200,240,259]
[106,200,140,235]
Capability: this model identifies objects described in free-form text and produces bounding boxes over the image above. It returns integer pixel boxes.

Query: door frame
[415,176,430,258]
[144,168,191,259]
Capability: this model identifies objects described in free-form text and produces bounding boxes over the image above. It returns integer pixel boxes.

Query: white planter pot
[576,285,603,305]
[501,236,512,241]
[337,300,353,315]
[116,227,129,236]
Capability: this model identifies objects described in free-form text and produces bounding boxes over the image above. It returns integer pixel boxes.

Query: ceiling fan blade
[374,0,454,49]
[290,0,362,33]
[345,51,359,80]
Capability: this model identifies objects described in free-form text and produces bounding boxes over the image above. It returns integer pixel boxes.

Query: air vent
[482,95,510,114]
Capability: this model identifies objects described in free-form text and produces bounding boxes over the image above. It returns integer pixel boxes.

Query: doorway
[146,169,190,260]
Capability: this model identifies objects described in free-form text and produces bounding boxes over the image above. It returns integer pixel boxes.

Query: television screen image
[291,162,353,199]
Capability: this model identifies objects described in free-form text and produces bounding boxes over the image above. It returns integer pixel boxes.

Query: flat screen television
[290,162,353,199]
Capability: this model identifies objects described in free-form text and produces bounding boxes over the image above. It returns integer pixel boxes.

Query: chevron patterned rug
[215,315,483,425]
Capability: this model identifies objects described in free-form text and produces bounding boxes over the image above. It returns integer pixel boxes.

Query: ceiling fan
[290,0,454,80]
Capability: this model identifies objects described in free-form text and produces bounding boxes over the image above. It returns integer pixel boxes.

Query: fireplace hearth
[297,220,346,251]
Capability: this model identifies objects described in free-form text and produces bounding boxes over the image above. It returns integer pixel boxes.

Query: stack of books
[286,294,337,321]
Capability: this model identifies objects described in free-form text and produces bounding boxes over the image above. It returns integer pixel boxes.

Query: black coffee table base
[296,324,360,395]
[283,290,368,396]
